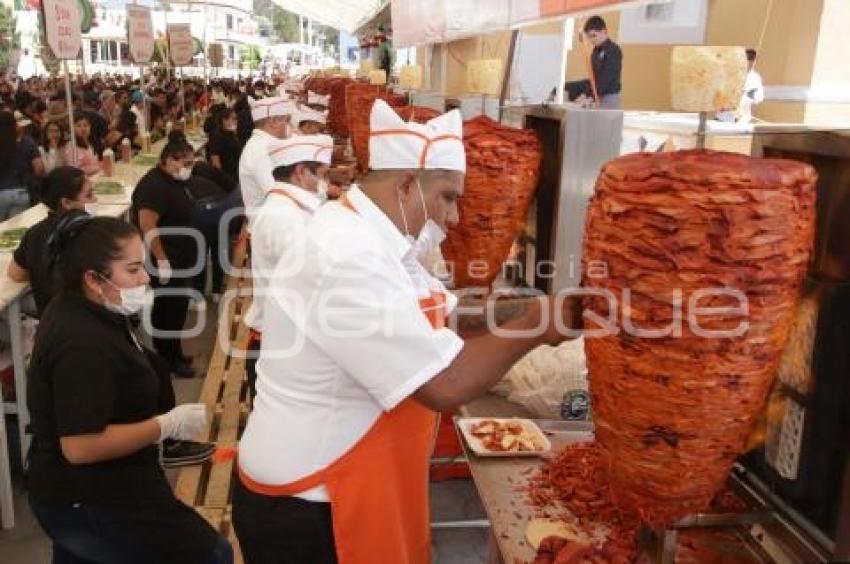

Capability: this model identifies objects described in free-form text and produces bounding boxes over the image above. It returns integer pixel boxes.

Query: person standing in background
[717,49,765,123]
[208,108,244,184]
[238,97,293,218]
[132,135,199,378]
[563,16,623,109]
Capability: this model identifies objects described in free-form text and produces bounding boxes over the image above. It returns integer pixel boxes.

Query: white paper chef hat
[368,100,465,173]
[268,134,334,168]
[250,96,295,122]
[307,91,330,107]
[295,105,328,126]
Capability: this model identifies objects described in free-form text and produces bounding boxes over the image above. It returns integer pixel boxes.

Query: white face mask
[173,167,192,182]
[398,179,447,261]
[100,276,150,316]
[84,203,97,215]
[316,178,329,202]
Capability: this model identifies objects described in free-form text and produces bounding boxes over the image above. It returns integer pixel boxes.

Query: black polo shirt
[592,39,622,97]
[26,294,218,562]
[132,166,200,270]
[13,212,59,316]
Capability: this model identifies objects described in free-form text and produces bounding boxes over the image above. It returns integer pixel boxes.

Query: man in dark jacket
[564,16,623,109]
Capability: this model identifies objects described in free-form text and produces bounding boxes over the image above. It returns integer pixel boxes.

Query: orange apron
[238,194,448,564]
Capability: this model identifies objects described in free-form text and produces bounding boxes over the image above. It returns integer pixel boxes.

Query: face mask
[173,167,192,182]
[100,276,150,316]
[84,203,97,215]
[316,178,329,202]
[397,179,447,261]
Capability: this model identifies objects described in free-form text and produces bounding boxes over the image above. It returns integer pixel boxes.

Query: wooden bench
[174,237,251,563]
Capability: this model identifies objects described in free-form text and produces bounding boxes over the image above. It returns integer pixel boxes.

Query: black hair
[746,49,757,63]
[71,114,92,149]
[0,111,15,174]
[48,213,140,295]
[272,161,323,182]
[584,16,607,33]
[42,166,86,211]
[214,107,236,132]
[40,119,67,152]
[159,133,194,164]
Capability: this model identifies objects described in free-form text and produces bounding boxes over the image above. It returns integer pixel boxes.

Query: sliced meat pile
[325,77,354,138]
[441,116,542,288]
[346,82,427,171]
[581,150,817,526]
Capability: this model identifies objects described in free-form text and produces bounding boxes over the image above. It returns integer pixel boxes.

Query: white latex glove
[157,259,172,285]
[155,403,207,442]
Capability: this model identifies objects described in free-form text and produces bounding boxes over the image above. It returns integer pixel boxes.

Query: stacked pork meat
[441,116,542,288]
[580,150,817,526]
[346,83,410,172]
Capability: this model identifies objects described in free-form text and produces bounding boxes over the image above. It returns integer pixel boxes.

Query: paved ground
[0,299,491,563]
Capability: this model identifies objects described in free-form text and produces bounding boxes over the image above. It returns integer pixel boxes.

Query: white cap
[250,96,295,122]
[307,91,330,107]
[368,100,465,173]
[268,134,334,168]
[296,105,328,126]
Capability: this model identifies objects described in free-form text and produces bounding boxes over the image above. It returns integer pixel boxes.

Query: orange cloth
[237,195,453,564]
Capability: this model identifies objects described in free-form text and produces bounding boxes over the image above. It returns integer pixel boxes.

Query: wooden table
[459,395,594,564]
[0,201,133,529]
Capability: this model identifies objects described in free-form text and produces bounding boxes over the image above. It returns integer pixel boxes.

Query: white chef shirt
[244,182,320,333]
[238,185,464,501]
[717,69,765,123]
[238,129,278,218]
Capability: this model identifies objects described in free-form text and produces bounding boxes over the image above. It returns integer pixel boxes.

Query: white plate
[457,417,552,457]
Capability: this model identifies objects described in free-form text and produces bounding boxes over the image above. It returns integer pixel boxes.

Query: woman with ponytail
[26,215,233,564]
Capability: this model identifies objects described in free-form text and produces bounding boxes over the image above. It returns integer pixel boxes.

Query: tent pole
[498,29,519,122]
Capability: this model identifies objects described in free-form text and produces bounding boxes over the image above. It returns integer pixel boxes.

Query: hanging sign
[127,6,155,64]
[208,43,224,68]
[42,0,82,59]
[168,23,194,66]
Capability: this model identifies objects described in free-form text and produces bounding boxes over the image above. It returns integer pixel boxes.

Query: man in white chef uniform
[242,133,334,402]
[717,48,765,124]
[238,96,295,217]
[232,100,583,564]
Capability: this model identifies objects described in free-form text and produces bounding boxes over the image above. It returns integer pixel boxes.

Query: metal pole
[555,18,571,105]
[63,60,79,166]
[696,111,708,149]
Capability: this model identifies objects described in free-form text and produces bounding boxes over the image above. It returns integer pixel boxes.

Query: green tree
[241,44,262,70]
[252,0,338,56]
[0,5,20,74]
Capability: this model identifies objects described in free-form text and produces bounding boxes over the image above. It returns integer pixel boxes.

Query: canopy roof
[269,0,389,34]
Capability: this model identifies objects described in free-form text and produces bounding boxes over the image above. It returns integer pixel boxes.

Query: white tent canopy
[269,0,389,34]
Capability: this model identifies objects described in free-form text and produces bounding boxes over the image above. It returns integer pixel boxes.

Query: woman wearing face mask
[207,107,243,183]
[25,214,233,564]
[63,114,101,176]
[8,166,97,316]
[132,135,200,378]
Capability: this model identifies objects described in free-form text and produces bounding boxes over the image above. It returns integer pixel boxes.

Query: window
[229,45,236,60]
[226,14,233,30]
[90,40,98,63]
[120,42,130,64]
[645,2,676,21]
